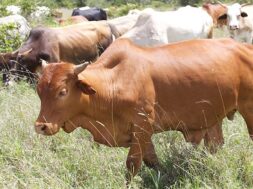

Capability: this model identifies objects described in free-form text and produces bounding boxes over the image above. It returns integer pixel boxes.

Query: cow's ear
[36,59,48,77]
[241,12,248,17]
[218,14,227,20]
[11,50,19,59]
[76,80,96,95]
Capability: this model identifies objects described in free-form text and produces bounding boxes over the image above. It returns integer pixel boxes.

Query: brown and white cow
[34,38,253,181]
[218,3,253,43]
[16,21,118,75]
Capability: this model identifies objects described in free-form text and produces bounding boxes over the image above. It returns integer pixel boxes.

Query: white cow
[0,15,30,39]
[121,4,227,46]
[218,3,253,43]
[108,10,141,36]
[128,9,141,15]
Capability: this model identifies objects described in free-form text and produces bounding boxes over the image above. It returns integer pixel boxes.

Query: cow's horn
[74,62,90,75]
[41,59,48,69]
[18,48,33,57]
[12,50,19,56]
[217,1,227,8]
[241,3,250,7]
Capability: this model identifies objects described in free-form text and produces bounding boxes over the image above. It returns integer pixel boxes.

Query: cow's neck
[64,114,131,147]
[79,67,121,121]
[78,44,130,121]
[65,66,133,148]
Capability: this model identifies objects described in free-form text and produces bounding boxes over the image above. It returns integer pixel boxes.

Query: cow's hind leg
[204,122,224,153]
[239,108,253,140]
[183,129,206,146]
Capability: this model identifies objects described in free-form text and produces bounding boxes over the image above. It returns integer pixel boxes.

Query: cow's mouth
[61,120,78,133]
[61,121,67,130]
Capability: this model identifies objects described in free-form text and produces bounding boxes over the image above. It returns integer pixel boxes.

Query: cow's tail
[108,23,121,40]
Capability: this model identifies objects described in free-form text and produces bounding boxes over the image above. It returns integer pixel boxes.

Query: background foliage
[0,23,22,53]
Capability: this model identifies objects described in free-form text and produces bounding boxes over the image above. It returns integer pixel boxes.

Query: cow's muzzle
[35,122,60,135]
[229,25,239,30]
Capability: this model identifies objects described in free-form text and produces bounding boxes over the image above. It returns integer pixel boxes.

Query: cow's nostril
[41,125,47,131]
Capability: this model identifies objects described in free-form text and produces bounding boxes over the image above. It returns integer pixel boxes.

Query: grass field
[0,81,252,189]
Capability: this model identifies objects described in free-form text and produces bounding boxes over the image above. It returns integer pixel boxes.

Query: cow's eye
[59,88,68,97]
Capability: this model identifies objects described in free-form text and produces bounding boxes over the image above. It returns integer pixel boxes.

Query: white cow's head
[218,3,248,30]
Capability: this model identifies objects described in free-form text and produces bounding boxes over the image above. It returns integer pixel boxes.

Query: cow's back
[121,7,213,46]
[55,21,112,62]
[108,13,140,36]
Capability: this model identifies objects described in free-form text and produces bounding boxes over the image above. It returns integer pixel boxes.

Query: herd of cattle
[1,2,253,182]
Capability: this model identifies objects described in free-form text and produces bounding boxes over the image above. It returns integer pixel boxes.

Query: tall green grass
[0,82,252,188]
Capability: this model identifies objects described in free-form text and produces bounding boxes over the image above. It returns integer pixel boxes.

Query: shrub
[0,5,10,17]
[108,3,139,17]
[18,1,36,18]
[0,23,22,53]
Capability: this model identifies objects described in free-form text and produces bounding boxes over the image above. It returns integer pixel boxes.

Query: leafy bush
[108,3,139,17]
[179,0,202,6]
[0,23,22,53]
[0,5,10,17]
[19,1,36,17]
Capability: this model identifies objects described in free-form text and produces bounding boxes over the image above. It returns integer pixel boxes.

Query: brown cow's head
[35,61,96,135]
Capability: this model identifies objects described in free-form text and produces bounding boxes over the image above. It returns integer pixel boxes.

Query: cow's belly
[166,24,212,43]
[151,79,237,132]
[152,89,237,132]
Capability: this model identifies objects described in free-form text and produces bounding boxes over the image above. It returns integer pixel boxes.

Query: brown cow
[16,21,119,75]
[34,38,253,182]
[58,16,88,26]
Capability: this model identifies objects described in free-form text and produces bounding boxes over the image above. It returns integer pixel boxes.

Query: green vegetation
[0,23,22,53]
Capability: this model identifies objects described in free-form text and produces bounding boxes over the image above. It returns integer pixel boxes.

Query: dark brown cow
[34,38,253,181]
[58,16,88,26]
[17,21,118,75]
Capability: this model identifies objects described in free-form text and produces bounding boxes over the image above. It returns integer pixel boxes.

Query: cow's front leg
[143,142,159,170]
[204,122,224,153]
[126,120,154,183]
